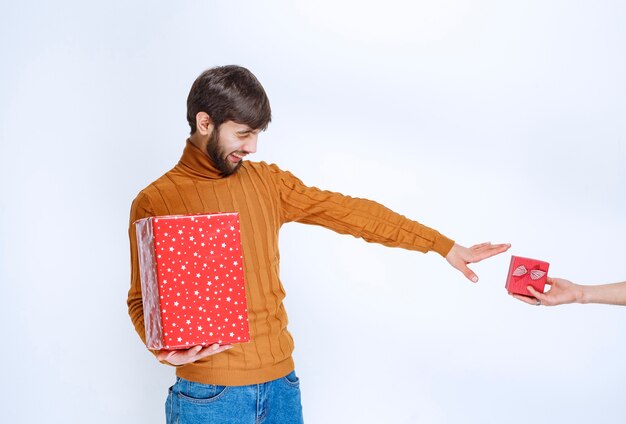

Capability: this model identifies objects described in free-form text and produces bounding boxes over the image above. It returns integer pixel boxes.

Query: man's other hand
[157,344,233,366]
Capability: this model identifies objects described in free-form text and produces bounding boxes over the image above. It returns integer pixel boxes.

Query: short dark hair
[186,65,272,134]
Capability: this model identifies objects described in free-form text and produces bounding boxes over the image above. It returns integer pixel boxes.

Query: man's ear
[196,112,214,136]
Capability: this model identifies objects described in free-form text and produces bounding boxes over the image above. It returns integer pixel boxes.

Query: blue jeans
[166,371,304,424]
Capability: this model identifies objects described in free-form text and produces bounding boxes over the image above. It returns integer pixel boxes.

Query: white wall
[1,1,625,423]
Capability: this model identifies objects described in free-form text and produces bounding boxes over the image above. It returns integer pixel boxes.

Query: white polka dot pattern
[135,213,250,349]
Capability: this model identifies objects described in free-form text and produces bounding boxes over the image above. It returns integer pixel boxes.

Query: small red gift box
[505,255,550,296]
[135,213,250,350]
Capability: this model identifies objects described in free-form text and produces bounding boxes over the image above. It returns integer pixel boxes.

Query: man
[127,65,510,423]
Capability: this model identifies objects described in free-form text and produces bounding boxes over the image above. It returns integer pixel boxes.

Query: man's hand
[157,344,233,366]
[511,277,582,306]
[445,242,511,283]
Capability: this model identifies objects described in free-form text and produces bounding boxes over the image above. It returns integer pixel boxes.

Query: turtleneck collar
[176,139,225,180]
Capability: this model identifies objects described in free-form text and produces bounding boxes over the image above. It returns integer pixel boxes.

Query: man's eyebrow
[236,128,259,134]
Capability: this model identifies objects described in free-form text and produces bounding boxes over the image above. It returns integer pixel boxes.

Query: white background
[1,1,625,423]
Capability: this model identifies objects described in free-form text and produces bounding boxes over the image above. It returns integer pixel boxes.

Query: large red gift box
[135,213,250,350]
[505,255,550,296]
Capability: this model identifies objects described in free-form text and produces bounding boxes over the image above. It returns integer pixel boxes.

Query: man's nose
[243,135,258,154]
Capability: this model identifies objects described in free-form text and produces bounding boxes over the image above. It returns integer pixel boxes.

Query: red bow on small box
[505,256,550,297]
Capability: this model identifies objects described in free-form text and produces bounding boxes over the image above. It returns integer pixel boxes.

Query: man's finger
[470,244,511,262]
[195,344,234,360]
[458,264,478,283]
[160,344,234,365]
[472,242,509,252]
[482,243,511,255]
[156,351,169,361]
[185,345,203,357]
[165,345,201,361]
[196,344,222,357]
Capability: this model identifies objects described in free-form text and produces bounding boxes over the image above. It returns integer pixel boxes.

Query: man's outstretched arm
[272,164,510,279]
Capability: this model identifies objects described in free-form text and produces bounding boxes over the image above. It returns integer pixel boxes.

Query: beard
[205,127,243,177]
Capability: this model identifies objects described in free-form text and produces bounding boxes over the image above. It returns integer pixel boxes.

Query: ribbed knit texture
[127,140,455,386]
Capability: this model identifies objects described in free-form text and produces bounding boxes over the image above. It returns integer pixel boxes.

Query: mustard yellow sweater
[127,140,454,386]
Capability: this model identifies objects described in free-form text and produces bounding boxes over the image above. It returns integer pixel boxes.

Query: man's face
[206,121,259,176]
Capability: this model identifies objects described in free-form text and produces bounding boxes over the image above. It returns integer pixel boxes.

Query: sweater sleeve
[272,165,455,257]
